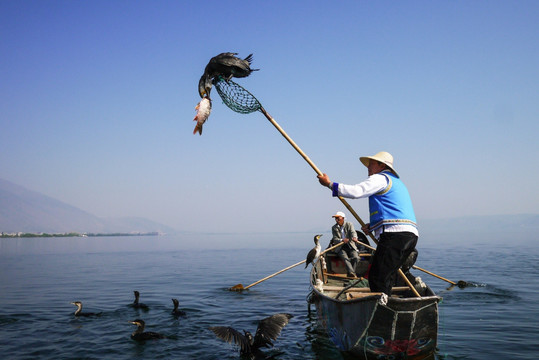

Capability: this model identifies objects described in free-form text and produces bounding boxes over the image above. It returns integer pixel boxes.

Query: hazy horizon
[1,226,536,254]
[2,176,537,239]
[1,1,537,237]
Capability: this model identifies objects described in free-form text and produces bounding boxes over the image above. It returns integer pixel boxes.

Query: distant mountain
[0,178,177,234]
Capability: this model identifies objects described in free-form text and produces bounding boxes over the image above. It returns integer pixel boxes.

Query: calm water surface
[0,235,537,359]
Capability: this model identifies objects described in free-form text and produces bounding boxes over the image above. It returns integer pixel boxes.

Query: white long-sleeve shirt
[331,173,419,238]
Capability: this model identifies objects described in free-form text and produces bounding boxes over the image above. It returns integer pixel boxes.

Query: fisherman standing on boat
[330,211,361,278]
[317,151,418,296]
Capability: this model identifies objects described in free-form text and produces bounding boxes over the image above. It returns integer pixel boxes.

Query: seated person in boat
[329,211,362,278]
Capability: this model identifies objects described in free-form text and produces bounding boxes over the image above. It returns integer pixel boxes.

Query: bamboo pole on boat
[411,265,468,288]
[213,80,465,292]
[411,265,456,285]
[229,242,344,291]
[255,108,421,297]
[262,106,470,289]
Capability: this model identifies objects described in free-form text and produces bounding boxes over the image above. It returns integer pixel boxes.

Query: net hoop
[213,78,262,114]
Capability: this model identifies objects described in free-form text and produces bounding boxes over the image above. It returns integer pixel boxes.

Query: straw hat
[359,151,399,177]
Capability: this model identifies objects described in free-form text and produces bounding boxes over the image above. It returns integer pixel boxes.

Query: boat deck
[313,253,432,300]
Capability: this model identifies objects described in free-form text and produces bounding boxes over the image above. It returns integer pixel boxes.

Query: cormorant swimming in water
[71,301,102,317]
[209,313,293,357]
[171,298,186,317]
[198,52,259,98]
[129,319,165,341]
[305,234,323,268]
[132,291,149,309]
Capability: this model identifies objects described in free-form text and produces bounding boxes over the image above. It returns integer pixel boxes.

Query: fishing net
[213,77,262,114]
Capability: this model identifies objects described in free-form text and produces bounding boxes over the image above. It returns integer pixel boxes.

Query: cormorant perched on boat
[209,313,293,357]
[71,301,102,317]
[129,319,165,341]
[305,234,323,268]
[198,52,259,98]
[132,291,149,309]
[171,298,186,317]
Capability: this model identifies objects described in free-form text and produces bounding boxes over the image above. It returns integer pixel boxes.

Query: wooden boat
[308,251,441,359]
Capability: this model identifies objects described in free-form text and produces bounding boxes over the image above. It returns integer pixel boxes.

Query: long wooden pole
[230,242,344,291]
[258,107,421,297]
[412,265,457,286]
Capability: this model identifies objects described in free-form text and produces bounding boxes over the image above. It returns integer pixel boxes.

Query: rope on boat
[355,300,380,350]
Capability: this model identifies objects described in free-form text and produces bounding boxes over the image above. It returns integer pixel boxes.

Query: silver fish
[193,97,211,135]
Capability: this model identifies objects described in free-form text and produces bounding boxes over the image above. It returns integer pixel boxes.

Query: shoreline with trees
[1,232,161,238]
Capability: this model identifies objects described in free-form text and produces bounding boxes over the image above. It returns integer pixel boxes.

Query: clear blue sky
[1,1,537,234]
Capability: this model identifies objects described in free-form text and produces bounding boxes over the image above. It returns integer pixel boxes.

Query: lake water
[0,234,537,359]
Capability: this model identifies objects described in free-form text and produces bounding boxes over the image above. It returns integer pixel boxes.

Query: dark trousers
[369,232,418,295]
[337,245,359,275]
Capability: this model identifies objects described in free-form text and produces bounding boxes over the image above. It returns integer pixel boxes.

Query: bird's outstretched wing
[209,326,251,354]
[253,313,293,349]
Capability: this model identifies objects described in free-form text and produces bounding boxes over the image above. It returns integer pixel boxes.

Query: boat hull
[310,258,441,359]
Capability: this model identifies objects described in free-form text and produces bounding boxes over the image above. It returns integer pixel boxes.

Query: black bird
[198,52,259,98]
[132,291,149,309]
[129,319,165,341]
[171,298,186,317]
[305,234,323,268]
[71,301,101,317]
[210,313,293,357]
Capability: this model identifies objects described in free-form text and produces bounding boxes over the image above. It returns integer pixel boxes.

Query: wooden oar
[412,265,468,288]
[259,108,420,297]
[229,242,344,291]
[354,227,467,288]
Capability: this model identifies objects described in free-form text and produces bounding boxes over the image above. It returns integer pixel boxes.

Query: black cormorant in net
[209,313,293,357]
[198,52,259,98]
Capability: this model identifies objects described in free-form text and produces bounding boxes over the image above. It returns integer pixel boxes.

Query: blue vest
[369,171,417,232]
